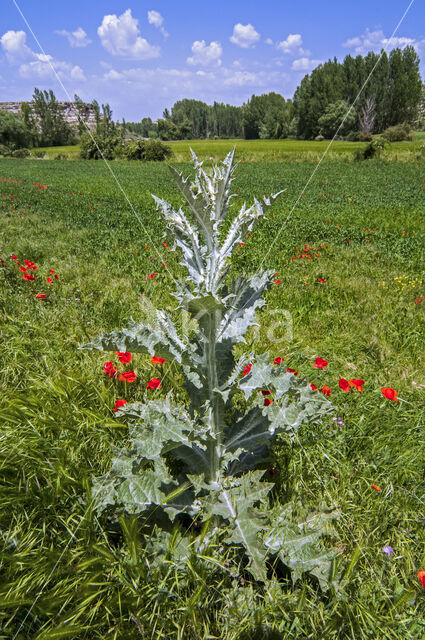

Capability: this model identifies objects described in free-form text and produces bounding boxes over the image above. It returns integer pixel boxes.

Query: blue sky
[1,0,424,121]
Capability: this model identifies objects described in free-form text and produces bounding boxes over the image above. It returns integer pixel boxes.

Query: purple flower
[382,545,393,556]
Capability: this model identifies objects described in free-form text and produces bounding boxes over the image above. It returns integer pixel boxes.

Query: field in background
[0,154,425,638]
[33,131,425,162]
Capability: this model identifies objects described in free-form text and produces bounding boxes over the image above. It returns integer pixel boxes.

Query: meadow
[0,147,425,639]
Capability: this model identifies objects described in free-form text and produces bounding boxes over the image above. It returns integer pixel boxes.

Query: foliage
[382,123,413,142]
[11,147,31,158]
[144,138,172,161]
[0,109,31,149]
[356,137,387,160]
[31,88,75,147]
[318,101,357,139]
[81,149,336,586]
[294,47,422,138]
[79,131,122,160]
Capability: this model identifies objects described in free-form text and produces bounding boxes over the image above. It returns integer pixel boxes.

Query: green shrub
[122,140,146,160]
[11,148,31,158]
[54,153,66,160]
[0,143,11,156]
[346,131,373,142]
[79,131,123,160]
[144,139,172,161]
[382,123,412,142]
[355,137,387,160]
[32,149,45,158]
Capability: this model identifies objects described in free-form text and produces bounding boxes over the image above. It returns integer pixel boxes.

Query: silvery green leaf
[217,272,273,344]
[264,504,337,591]
[202,471,273,581]
[91,475,117,512]
[118,471,168,514]
[79,317,186,363]
[224,406,271,453]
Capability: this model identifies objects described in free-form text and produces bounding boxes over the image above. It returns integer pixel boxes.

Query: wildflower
[46,277,53,283]
[104,362,118,378]
[36,292,46,299]
[261,390,272,396]
[338,378,351,392]
[382,546,393,556]
[242,363,252,376]
[286,368,298,376]
[11,254,17,259]
[418,571,425,587]
[49,269,55,274]
[116,351,132,364]
[112,399,127,412]
[349,379,364,392]
[264,398,273,406]
[310,383,318,391]
[54,274,59,280]
[119,371,137,383]
[320,385,331,397]
[313,357,328,369]
[23,273,35,281]
[151,356,166,365]
[147,377,161,390]
[415,297,423,304]
[381,387,398,402]
[273,357,284,365]
[372,484,382,492]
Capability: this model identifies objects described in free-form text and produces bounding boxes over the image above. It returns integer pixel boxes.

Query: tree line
[0,46,423,152]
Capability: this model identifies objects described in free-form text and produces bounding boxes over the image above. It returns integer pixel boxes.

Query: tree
[0,110,30,149]
[358,96,376,133]
[31,88,74,146]
[318,100,356,138]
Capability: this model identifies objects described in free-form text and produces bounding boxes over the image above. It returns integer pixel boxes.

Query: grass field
[34,131,425,162]
[1,151,425,639]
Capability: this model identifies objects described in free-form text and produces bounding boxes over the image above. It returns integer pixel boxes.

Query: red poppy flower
[286,368,298,376]
[23,273,35,281]
[381,387,398,402]
[24,259,37,271]
[338,378,351,392]
[261,390,272,396]
[349,379,364,392]
[49,269,55,274]
[313,357,328,369]
[372,484,382,492]
[310,383,318,391]
[418,571,425,588]
[273,357,284,365]
[415,297,423,304]
[11,254,18,259]
[54,274,59,280]
[147,377,161,390]
[151,356,166,365]
[242,364,252,376]
[119,371,137,383]
[46,277,53,283]
[116,351,132,364]
[320,385,331,397]
[20,266,27,272]
[36,292,46,299]
[112,399,127,411]
[264,398,273,406]
[103,361,118,378]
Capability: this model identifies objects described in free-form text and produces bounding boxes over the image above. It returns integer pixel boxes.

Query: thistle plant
[82,149,336,587]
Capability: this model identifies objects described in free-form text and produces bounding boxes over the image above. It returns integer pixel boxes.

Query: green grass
[32,132,425,163]
[0,153,425,639]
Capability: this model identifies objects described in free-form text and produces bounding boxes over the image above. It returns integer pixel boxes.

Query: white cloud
[187,40,222,66]
[291,57,322,71]
[223,70,257,86]
[342,28,422,55]
[1,30,33,63]
[265,38,274,46]
[55,27,91,48]
[230,23,260,48]
[1,29,86,82]
[147,10,168,38]
[276,33,308,55]
[19,53,86,81]
[98,9,160,59]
